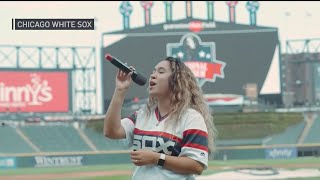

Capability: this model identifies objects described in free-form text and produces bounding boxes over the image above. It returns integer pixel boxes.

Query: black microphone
[105,54,147,86]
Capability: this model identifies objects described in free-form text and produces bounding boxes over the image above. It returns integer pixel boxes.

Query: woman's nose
[150,73,156,79]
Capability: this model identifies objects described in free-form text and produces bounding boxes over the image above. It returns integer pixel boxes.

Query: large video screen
[102,25,279,102]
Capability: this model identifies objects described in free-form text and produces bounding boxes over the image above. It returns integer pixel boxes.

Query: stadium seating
[2,117,316,155]
[20,125,92,152]
[83,128,126,150]
[0,126,35,153]
[303,117,320,143]
[217,138,263,146]
[264,121,305,145]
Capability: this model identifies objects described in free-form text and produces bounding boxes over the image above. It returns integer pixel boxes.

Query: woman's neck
[157,98,171,117]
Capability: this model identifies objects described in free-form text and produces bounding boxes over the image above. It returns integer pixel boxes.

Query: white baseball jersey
[120,106,209,180]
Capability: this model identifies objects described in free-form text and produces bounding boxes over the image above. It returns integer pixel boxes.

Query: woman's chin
[148,89,157,96]
[148,91,156,96]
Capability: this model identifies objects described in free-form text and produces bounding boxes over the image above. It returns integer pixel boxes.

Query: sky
[0,1,319,113]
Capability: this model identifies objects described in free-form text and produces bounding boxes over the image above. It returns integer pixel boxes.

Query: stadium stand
[0,114,314,155]
[20,125,92,152]
[217,138,263,146]
[303,117,320,144]
[263,121,305,145]
[83,128,126,151]
[0,126,35,153]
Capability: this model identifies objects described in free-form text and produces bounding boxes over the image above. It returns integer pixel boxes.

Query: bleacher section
[264,121,305,145]
[217,138,263,146]
[2,116,318,155]
[303,117,320,143]
[20,125,92,152]
[83,128,125,150]
[0,126,35,153]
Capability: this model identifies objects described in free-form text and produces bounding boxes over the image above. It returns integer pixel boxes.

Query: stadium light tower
[185,1,193,19]
[164,1,174,23]
[119,1,133,30]
[226,1,238,23]
[207,1,215,21]
[246,1,259,26]
[140,1,154,26]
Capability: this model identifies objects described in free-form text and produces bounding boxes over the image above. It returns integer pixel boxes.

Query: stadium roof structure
[103,18,277,35]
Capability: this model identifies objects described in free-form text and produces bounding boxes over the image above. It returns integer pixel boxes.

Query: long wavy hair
[146,57,217,154]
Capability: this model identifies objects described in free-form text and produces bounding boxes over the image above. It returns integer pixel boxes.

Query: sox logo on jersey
[133,135,176,154]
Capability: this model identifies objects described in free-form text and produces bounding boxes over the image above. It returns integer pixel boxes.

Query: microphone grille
[132,72,147,86]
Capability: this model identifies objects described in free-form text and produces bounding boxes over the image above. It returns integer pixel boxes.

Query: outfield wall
[214,144,320,160]
[0,151,131,169]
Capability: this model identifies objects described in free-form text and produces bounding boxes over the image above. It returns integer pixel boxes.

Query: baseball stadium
[1,1,320,180]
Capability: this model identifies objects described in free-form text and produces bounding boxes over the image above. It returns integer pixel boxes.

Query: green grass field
[1,157,319,180]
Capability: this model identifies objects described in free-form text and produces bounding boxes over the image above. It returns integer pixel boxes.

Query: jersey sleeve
[179,110,209,170]
[120,109,139,148]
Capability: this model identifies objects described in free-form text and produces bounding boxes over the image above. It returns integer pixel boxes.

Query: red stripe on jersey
[127,117,135,125]
[183,129,208,138]
[183,142,208,152]
[134,128,183,144]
